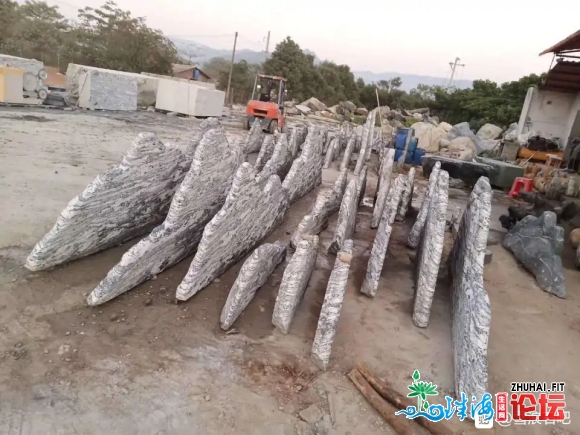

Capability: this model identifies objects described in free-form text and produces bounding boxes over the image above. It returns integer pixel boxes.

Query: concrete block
[329,178,359,254]
[371,149,395,228]
[155,77,225,117]
[408,161,441,249]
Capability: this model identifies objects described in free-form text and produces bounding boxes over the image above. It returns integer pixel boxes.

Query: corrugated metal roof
[540,59,580,93]
[540,29,580,55]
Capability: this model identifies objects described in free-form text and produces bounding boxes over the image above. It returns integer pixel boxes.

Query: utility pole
[265,31,271,58]
[447,57,465,89]
[226,31,238,106]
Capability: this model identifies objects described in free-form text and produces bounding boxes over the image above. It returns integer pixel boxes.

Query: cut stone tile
[396,167,415,222]
[291,170,348,248]
[87,125,243,306]
[220,241,286,330]
[360,176,404,297]
[340,135,356,171]
[311,239,354,370]
[408,161,441,249]
[356,165,368,206]
[254,135,276,172]
[244,119,265,153]
[26,133,190,271]
[449,176,492,403]
[323,138,338,169]
[329,178,359,254]
[259,133,293,181]
[272,235,318,334]
[412,170,449,327]
[371,148,395,228]
[282,129,323,203]
[176,162,290,301]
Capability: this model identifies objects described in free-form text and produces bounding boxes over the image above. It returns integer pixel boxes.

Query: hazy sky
[45,0,579,83]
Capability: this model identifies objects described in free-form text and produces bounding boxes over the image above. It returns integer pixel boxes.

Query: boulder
[504,122,518,141]
[295,104,311,115]
[439,138,451,148]
[378,106,390,117]
[328,105,344,115]
[355,107,369,116]
[476,123,503,140]
[446,121,490,153]
[301,97,326,112]
[570,228,580,248]
[286,107,299,116]
[439,122,453,132]
[340,101,357,112]
[448,137,477,161]
[320,111,334,119]
[413,113,423,120]
[381,124,394,138]
[411,122,447,153]
[284,100,296,108]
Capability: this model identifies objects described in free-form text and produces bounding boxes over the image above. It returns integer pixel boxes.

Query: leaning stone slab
[291,170,348,248]
[361,176,404,297]
[244,119,265,153]
[176,162,290,301]
[340,135,356,171]
[311,239,353,370]
[87,126,243,305]
[282,129,323,203]
[288,128,300,158]
[329,178,359,254]
[449,176,492,403]
[412,170,449,327]
[323,138,339,169]
[254,135,276,172]
[272,236,318,334]
[356,166,368,206]
[408,161,441,248]
[396,167,416,222]
[26,133,190,271]
[259,133,293,181]
[503,211,565,298]
[371,149,395,228]
[220,241,286,330]
[353,123,370,176]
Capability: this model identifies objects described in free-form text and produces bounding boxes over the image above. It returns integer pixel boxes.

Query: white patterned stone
[282,129,323,203]
[396,167,415,222]
[323,138,339,169]
[356,166,368,206]
[26,133,190,271]
[259,133,293,181]
[220,241,286,330]
[412,170,449,327]
[340,135,356,172]
[244,119,265,153]
[291,170,348,248]
[450,177,492,403]
[254,135,276,172]
[87,125,243,305]
[353,123,369,176]
[364,111,377,162]
[176,162,290,300]
[288,128,300,158]
[408,161,442,249]
[371,148,395,228]
[360,176,404,297]
[272,235,318,334]
[329,178,359,254]
[311,239,354,370]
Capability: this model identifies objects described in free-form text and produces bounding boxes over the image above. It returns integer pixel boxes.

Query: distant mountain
[353,70,472,91]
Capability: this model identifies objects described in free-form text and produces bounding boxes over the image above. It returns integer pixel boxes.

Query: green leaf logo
[406,370,438,412]
[412,370,420,381]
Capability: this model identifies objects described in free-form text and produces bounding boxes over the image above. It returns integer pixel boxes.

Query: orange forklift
[244,74,287,133]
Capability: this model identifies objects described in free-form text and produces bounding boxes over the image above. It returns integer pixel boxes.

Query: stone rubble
[329,178,359,254]
[408,161,442,248]
[371,148,395,229]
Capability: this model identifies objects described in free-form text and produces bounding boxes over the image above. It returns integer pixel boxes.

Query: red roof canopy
[540,29,580,56]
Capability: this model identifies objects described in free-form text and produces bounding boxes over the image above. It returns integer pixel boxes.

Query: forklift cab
[245,74,288,133]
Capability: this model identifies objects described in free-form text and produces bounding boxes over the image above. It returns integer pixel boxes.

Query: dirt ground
[1,108,579,435]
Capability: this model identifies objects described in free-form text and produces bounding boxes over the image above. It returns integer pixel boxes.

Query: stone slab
[26,133,190,271]
[244,119,265,153]
[282,129,323,203]
[156,78,225,117]
[371,148,395,228]
[408,161,441,249]
[340,135,356,171]
[76,67,138,111]
[88,123,242,305]
[396,167,415,222]
[361,176,403,297]
[254,135,276,172]
[422,155,491,188]
[272,236,318,334]
[311,239,354,370]
[176,162,290,300]
[353,123,370,176]
[356,166,368,206]
[412,170,449,327]
[259,133,293,181]
[288,128,300,158]
[220,241,286,330]
[329,178,359,254]
[323,138,338,169]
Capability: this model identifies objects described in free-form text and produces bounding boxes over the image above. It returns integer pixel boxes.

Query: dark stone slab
[422,155,492,188]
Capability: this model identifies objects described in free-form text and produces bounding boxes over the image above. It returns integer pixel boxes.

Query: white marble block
[340,135,356,172]
[282,129,323,203]
[408,161,442,248]
[254,135,276,172]
[77,68,138,111]
[26,133,190,271]
[360,176,404,297]
[412,170,449,327]
[220,241,286,330]
[272,236,318,334]
[88,124,243,306]
[371,148,395,228]
[244,119,265,153]
[311,239,354,370]
[450,177,492,403]
[291,170,348,248]
[155,78,225,117]
[259,133,293,181]
[176,163,290,301]
[329,178,359,254]
[396,167,416,222]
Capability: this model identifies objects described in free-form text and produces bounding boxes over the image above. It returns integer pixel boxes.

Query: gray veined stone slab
[408,161,442,249]
[371,149,395,228]
[176,162,290,301]
[220,241,286,330]
[323,138,339,169]
[26,133,190,271]
[364,111,376,162]
[259,133,293,181]
[288,128,300,158]
[412,170,449,327]
[329,178,359,254]
[360,176,404,297]
[244,119,265,153]
[87,126,243,306]
[291,170,348,248]
[353,123,370,176]
[254,135,276,172]
[340,135,356,172]
[449,176,492,403]
[272,235,318,334]
[356,166,368,206]
[282,129,323,203]
[396,167,415,222]
[311,239,354,370]
[182,117,220,159]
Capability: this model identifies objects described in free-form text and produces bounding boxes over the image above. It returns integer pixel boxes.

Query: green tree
[202,57,230,82]
[217,60,260,104]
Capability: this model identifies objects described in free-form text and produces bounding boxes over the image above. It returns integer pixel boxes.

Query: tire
[37,88,48,100]
[38,69,48,81]
[269,119,278,134]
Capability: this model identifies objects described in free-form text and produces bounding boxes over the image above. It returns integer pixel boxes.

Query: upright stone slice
[328,178,359,254]
[396,167,415,222]
[356,166,368,206]
[360,176,404,297]
[220,241,287,330]
[272,236,319,334]
[353,123,369,176]
[244,119,265,153]
[254,135,276,172]
[412,170,449,327]
[340,135,356,171]
[25,133,190,271]
[288,128,300,158]
[323,138,338,169]
[259,133,293,181]
[371,148,395,228]
[87,126,243,306]
[311,239,354,370]
[408,161,442,248]
[176,162,290,301]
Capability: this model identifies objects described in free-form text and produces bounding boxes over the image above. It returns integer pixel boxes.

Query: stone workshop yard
[1,108,580,434]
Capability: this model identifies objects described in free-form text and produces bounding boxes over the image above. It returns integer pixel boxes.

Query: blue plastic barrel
[413,148,426,166]
[394,148,413,164]
[395,133,407,150]
[408,138,418,153]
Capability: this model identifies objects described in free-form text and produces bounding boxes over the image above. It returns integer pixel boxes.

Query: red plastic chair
[508,177,534,198]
